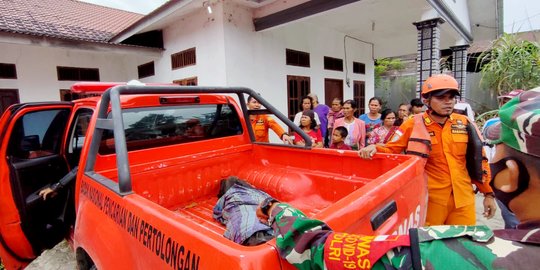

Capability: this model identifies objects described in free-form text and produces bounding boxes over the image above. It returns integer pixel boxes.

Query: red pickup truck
[0,83,427,270]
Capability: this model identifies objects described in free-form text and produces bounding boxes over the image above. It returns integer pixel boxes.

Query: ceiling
[292,0,432,58]
[252,0,498,58]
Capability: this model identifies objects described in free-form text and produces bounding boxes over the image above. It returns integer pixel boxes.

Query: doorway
[353,81,366,115]
[324,79,343,106]
[286,75,311,121]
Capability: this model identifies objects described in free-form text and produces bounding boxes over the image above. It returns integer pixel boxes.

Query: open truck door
[0,102,77,270]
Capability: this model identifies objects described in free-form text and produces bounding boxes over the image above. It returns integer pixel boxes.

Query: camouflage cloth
[270,203,540,270]
[485,87,540,157]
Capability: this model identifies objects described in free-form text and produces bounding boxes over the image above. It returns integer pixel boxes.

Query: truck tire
[75,248,96,270]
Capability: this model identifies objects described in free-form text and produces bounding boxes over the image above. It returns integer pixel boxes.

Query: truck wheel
[75,248,96,270]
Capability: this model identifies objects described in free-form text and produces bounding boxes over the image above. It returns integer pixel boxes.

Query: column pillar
[450,45,470,99]
[412,18,445,97]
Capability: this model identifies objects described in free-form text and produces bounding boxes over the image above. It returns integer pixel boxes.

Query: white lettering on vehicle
[392,205,421,235]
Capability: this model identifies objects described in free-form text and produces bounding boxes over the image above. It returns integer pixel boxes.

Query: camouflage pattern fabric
[486,87,540,157]
[270,203,540,270]
[271,204,330,270]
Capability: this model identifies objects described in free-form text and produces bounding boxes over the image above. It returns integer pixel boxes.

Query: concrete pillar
[450,45,470,99]
[412,18,445,97]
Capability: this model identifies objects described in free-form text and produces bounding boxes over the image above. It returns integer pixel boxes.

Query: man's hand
[256,203,269,224]
[483,196,497,219]
[256,201,278,225]
[38,187,56,200]
[358,145,377,159]
[282,134,293,145]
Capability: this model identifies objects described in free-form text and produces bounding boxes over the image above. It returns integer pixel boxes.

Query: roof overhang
[0,31,163,56]
[110,0,199,43]
[253,0,361,31]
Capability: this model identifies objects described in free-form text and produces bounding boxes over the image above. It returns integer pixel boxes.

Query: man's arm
[267,116,292,144]
[359,118,413,158]
[259,202,415,270]
[260,202,502,270]
[260,202,332,270]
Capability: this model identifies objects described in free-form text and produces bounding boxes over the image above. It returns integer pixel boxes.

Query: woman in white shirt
[293,95,321,126]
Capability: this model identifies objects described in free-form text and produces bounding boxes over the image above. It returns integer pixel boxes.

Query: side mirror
[20,135,40,152]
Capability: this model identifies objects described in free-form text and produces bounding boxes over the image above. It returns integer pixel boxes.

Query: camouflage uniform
[269,203,540,270]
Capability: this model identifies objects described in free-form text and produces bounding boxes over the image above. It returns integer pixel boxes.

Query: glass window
[99,104,243,154]
[66,109,93,167]
[8,109,70,159]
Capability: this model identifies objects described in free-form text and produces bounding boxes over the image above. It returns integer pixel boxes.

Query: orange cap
[421,74,460,98]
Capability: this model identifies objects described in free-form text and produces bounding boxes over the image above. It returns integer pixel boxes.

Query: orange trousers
[425,193,476,226]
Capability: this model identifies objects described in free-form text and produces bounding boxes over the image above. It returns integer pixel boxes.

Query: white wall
[149,4,227,86]
[0,43,152,102]
[440,0,472,34]
[220,2,374,114]
[423,0,471,32]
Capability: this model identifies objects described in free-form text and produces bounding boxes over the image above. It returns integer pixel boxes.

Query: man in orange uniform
[360,74,497,225]
[247,96,293,144]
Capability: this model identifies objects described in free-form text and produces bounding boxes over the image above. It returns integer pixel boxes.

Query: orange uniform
[250,115,286,142]
[377,112,484,225]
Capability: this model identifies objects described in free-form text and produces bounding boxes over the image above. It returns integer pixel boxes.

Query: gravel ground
[25,240,76,270]
[24,193,504,270]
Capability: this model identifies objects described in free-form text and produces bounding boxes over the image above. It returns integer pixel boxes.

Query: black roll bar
[84,85,312,195]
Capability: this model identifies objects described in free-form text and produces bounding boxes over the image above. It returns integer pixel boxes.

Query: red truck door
[0,103,77,270]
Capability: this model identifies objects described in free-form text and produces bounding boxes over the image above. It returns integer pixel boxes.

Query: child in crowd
[409,98,425,116]
[326,98,344,146]
[329,126,352,150]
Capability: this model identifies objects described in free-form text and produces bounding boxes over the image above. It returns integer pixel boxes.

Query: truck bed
[92,141,424,239]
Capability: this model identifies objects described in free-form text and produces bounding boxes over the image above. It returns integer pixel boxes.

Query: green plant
[375,58,405,88]
[478,33,540,95]
[476,109,499,129]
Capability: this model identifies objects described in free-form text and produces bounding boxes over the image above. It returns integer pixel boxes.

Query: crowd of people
[250,91,427,151]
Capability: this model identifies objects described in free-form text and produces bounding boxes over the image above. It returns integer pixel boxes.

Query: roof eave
[110,0,194,43]
[0,31,163,56]
[427,0,473,43]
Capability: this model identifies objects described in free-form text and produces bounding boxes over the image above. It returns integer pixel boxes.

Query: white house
[0,0,500,121]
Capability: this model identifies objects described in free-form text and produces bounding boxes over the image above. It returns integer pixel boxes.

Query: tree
[478,33,540,95]
[374,58,405,88]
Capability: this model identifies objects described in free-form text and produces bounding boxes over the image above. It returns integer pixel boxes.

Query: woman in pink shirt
[333,100,366,150]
